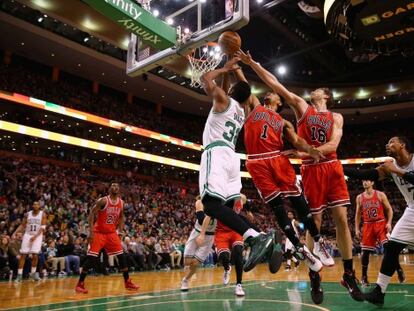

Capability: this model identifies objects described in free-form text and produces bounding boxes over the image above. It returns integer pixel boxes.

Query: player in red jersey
[75,182,139,293]
[234,51,336,304]
[236,49,363,302]
[215,195,246,296]
[355,180,405,286]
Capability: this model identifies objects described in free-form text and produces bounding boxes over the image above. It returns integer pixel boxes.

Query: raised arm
[200,57,240,113]
[283,120,323,162]
[379,191,393,233]
[355,195,362,239]
[235,50,308,119]
[316,112,343,155]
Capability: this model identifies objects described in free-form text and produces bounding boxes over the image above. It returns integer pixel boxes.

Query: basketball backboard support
[126,0,249,77]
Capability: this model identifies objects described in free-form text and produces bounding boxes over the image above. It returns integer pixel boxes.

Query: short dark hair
[396,136,413,152]
[230,81,251,104]
[320,88,334,108]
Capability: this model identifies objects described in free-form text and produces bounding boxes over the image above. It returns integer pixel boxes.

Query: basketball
[218,31,241,56]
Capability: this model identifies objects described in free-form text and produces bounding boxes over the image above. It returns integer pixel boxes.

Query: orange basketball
[218,31,241,56]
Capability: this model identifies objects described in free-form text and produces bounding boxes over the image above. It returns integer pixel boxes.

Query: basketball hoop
[187,42,223,88]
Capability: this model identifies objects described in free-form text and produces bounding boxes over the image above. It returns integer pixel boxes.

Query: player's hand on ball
[196,234,205,247]
[234,50,253,65]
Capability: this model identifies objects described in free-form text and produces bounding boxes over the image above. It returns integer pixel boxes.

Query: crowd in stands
[1,52,413,160]
[0,152,408,280]
[0,51,412,281]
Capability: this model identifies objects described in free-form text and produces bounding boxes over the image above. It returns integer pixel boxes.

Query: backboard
[126,0,249,77]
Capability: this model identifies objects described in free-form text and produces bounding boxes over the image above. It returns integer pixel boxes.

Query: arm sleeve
[343,167,379,181]
[403,171,414,185]
[196,211,206,226]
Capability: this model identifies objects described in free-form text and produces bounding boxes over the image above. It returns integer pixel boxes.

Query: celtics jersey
[202,98,245,150]
[391,156,414,210]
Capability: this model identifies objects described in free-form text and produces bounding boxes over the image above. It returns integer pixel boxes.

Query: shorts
[184,229,215,263]
[20,233,43,254]
[246,155,301,203]
[390,208,414,247]
[284,238,294,252]
[300,160,350,214]
[200,145,241,202]
[88,231,123,257]
[361,220,388,251]
[215,230,244,256]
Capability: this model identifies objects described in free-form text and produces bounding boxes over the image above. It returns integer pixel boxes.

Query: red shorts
[214,230,243,256]
[88,231,123,257]
[361,220,388,251]
[246,155,301,203]
[300,160,350,214]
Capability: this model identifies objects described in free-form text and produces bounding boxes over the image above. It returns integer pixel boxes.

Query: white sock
[31,267,36,274]
[243,228,259,240]
[292,256,298,263]
[377,273,391,293]
[287,259,291,266]
[18,269,23,276]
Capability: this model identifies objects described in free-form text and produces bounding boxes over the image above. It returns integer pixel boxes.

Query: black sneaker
[397,268,406,283]
[364,284,384,306]
[309,270,323,304]
[268,231,283,274]
[361,275,370,287]
[243,232,274,272]
[341,270,364,302]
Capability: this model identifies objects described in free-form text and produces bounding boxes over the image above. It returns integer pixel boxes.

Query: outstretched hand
[234,50,253,65]
[223,56,241,72]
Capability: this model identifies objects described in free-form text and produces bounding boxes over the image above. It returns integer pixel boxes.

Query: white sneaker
[223,267,231,285]
[313,238,335,267]
[58,271,67,278]
[181,277,189,292]
[14,275,22,284]
[296,245,323,272]
[235,283,245,296]
[31,272,40,281]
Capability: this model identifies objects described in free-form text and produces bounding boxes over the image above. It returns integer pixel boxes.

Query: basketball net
[187,42,223,88]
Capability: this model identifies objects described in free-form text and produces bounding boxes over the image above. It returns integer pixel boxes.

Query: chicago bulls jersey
[94,196,123,233]
[361,190,385,223]
[297,106,337,161]
[216,199,243,232]
[244,105,284,155]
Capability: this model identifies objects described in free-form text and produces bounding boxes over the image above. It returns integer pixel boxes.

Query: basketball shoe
[243,232,274,272]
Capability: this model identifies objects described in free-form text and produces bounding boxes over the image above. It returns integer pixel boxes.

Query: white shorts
[390,208,414,247]
[184,229,215,263]
[199,146,242,202]
[285,238,294,252]
[20,233,43,254]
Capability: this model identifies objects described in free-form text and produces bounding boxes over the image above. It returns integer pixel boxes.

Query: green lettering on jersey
[223,121,241,144]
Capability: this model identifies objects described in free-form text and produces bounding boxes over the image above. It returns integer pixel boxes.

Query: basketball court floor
[1,256,413,310]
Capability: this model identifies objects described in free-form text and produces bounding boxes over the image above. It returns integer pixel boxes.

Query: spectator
[169,239,182,269]
[57,235,80,275]
[45,239,65,276]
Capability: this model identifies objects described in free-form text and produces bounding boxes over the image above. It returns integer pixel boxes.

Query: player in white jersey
[181,198,217,291]
[344,136,414,305]
[284,211,300,271]
[12,201,47,282]
[199,57,279,273]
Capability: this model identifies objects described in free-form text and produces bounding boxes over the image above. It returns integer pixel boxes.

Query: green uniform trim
[204,140,233,151]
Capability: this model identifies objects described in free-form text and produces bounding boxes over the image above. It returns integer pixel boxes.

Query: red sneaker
[125,278,139,291]
[75,281,88,294]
